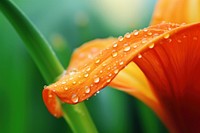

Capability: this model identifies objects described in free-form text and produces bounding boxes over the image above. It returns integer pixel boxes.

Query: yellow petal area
[151,0,200,24]
[42,22,199,120]
[110,62,157,110]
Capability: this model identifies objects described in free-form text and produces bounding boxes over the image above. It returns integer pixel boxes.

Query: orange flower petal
[133,24,200,132]
[43,22,200,121]
[151,0,200,24]
[110,62,158,111]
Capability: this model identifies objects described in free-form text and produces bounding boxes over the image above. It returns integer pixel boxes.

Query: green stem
[0,0,97,132]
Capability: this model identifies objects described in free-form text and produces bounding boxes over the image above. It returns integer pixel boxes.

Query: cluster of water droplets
[48,22,189,104]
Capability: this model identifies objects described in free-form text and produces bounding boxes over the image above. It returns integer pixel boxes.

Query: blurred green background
[0,0,167,133]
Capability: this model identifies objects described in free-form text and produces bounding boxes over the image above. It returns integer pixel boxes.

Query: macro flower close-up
[0,0,200,133]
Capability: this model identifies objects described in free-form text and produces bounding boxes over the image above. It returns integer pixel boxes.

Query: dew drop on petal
[167,38,172,43]
[71,94,79,103]
[125,32,131,38]
[69,68,77,75]
[97,91,100,94]
[114,69,119,74]
[61,81,66,84]
[164,34,170,39]
[72,81,76,84]
[193,36,198,40]
[100,70,103,73]
[133,44,137,49]
[64,87,68,91]
[177,40,182,43]
[138,54,142,58]
[84,73,89,78]
[118,36,123,41]
[106,79,111,83]
[86,67,91,72]
[148,43,155,49]
[94,77,100,83]
[142,38,147,44]
[113,43,118,48]
[134,31,139,36]
[112,51,118,57]
[85,86,90,94]
[95,59,100,64]
[119,61,124,65]
[49,94,52,98]
[147,32,152,36]
[143,28,148,32]
[124,46,131,52]
[54,84,57,87]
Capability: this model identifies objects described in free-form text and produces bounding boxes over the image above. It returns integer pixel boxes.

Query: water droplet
[69,68,77,75]
[118,36,123,41]
[164,34,170,39]
[86,67,91,72]
[106,79,111,83]
[112,51,118,57]
[138,54,142,58]
[72,81,76,84]
[147,32,152,36]
[133,44,137,49]
[97,91,100,94]
[49,94,52,98]
[71,94,79,103]
[114,69,119,74]
[85,86,90,94]
[109,73,112,77]
[193,36,198,40]
[167,38,172,43]
[107,67,111,70]
[113,43,118,48]
[64,87,68,90]
[61,81,66,84]
[95,59,100,64]
[84,73,89,78]
[125,32,131,38]
[177,40,182,43]
[148,43,155,49]
[52,89,56,92]
[102,63,106,67]
[54,84,57,87]
[124,46,131,52]
[100,70,103,73]
[142,38,147,44]
[94,77,100,83]
[134,31,139,36]
[119,61,124,65]
[143,28,148,32]
[153,33,159,37]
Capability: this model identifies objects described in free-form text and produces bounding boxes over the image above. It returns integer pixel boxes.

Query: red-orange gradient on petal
[43,23,200,133]
[133,24,200,132]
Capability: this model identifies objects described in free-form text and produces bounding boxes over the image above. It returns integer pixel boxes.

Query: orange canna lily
[43,22,200,132]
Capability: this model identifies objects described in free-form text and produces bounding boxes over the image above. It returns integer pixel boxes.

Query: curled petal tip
[43,22,200,119]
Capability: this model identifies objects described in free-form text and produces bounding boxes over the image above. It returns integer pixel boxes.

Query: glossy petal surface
[43,22,200,132]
